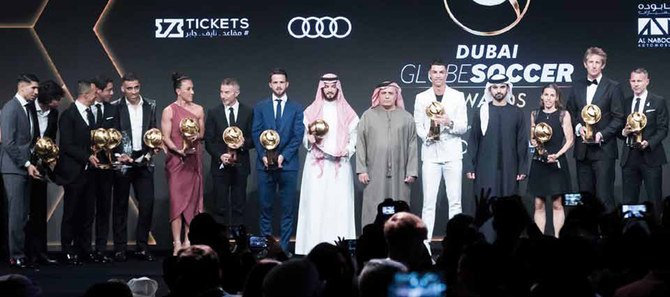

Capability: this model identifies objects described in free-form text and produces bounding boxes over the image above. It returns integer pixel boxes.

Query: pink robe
[165,103,203,223]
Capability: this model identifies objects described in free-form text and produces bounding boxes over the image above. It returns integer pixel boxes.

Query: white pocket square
[106,116,114,120]
[646,109,656,112]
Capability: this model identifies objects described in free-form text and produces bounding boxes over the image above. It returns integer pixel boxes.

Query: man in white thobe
[295,74,359,255]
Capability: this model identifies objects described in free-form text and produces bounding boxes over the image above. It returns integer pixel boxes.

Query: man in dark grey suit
[1,74,43,268]
[620,68,668,213]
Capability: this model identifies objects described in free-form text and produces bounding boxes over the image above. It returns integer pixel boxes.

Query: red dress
[165,103,203,223]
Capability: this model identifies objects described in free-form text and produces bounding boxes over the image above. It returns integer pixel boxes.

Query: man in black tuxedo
[88,76,119,263]
[205,78,254,225]
[1,74,43,268]
[53,80,100,265]
[567,47,625,212]
[25,80,63,266]
[620,68,668,212]
[110,73,158,262]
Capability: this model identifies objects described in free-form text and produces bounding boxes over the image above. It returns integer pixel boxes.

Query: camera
[563,193,583,206]
[382,206,396,215]
[622,204,646,219]
[342,239,356,256]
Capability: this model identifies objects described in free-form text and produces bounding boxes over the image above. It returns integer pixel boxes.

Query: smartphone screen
[563,193,583,206]
[382,206,396,215]
[622,204,646,219]
[249,236,268,249]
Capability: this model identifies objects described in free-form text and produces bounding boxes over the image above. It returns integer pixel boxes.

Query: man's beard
[493,92,507,101]
[322,90,338,101]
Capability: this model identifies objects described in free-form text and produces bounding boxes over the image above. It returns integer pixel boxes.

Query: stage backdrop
[1,0,669,248]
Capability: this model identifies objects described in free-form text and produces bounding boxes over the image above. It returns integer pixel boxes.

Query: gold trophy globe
[142,128,164,161]
[223,126,244,166]
[626,112,647,149]
[34,137,59,176]
[179,118,200,153]
[426,101,445,141]
[91,128,122,169]
[531,122,553,162]
[260,129,280,170]
[580,104,601,143]
[308,119,329,139]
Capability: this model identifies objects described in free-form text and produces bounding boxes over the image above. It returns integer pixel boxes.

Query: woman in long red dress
[161,73,205,255]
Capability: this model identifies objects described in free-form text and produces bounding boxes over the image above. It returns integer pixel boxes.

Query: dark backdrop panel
[1,0,669,248]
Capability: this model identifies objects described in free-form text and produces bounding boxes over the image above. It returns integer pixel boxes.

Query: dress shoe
[63,253,82,265]
[33,253,58,266]
[114,251,127,262]
[134,250,155,261]
[93,251,112,263]
[9,257,30,268]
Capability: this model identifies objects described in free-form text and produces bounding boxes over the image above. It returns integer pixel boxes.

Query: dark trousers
[212,169,248,225]
[257,169,297,252]
[622,150,663,214]
[25,178,48,259]
[576,157,616,212]
[113,166,154,252]
[61,170,95,255]
[3,174,30,258]
[93,169,114,251]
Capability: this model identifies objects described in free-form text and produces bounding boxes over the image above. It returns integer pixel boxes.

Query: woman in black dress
[528,84,574,237]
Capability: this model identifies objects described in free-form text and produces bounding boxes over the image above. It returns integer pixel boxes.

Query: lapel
[591,78,607,106]
[264,99,278,130]
[118,100,131,131]
[579,80,588,107]
[222,104,232,129]
[141,100,152,131]
[70,103,89,129]
[14,97,30,130]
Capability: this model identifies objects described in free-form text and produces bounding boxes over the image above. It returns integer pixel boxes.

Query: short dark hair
[429,58,447,68]
[37,80,64,105]
[92,75,113,90]
[17,73,39,84]
[631,68,650,79]
[121,72,140,83]
[77,79,95,95]
[269,68,288,82]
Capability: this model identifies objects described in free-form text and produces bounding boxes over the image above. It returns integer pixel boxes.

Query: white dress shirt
[630,90,648,114]
[586,74,602,105]
[272,95,287,118]
[92,101,104,123]
[75,100,92,126]
[126,97,144,151]
[225,101,239,126]
[34,101,50,137]
[15,93,34,138]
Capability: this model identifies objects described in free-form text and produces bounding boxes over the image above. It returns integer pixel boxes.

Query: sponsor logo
[443,0,530,36]
[155,17,250,39]
[287,16,352,39]
[637,3,670,47]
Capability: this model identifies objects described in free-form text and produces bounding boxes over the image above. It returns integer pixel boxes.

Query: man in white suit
[414,59,468,241]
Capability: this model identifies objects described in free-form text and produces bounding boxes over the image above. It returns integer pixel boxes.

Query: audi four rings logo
[287,16,352,39]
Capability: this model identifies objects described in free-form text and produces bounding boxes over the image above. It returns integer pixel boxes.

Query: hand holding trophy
[626,112,647,149]
[580,104,601,143]
[223,126,244,166]
[531,122,553,162]
[34,137,59,178]
[179,117,200,154]
[260,129,281,170]
[308,119,329,141]
[143,128,164,161]
[426,101,445,141]
[90,128,122,169]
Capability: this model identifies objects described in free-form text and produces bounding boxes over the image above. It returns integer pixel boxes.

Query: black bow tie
[587,79,598,86]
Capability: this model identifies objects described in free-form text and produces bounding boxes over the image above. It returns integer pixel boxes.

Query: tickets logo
[155,18,250,39]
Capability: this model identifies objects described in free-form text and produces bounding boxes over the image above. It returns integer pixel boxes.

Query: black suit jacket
[205,102,254,175]
[112,97,158,158]
[619,92,668,167]
[53,102,94,185]
[43,108,59,140]
[567,75,625,160]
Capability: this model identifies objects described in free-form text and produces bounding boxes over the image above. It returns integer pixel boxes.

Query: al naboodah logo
[443,0,531,36]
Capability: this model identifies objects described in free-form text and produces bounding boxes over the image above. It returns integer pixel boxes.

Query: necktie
[95,103,103,127]
[228,107,236,126]
[275,99,282,127]
[633,98,641,113]
[86,108,95,128]
[587,79,598,86]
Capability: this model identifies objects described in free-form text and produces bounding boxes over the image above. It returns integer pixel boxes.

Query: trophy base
[97,162,122,170]
[532,155,549,163]
[629,142,644,150]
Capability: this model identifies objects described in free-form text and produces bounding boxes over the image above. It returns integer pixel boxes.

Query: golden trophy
[179,118,200,154]
[626,112,647,149]
[223,126,244,166]
[580,104,602,143]
[142,128,164,160]
[34,137,59,176]
[260,129,281,170]
[531,122,553,162]
[425,101,445,141]
[91,128,122,169]
[308,119,329,140]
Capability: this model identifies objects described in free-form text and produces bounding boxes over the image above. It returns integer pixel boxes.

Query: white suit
[413,86,468,239]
